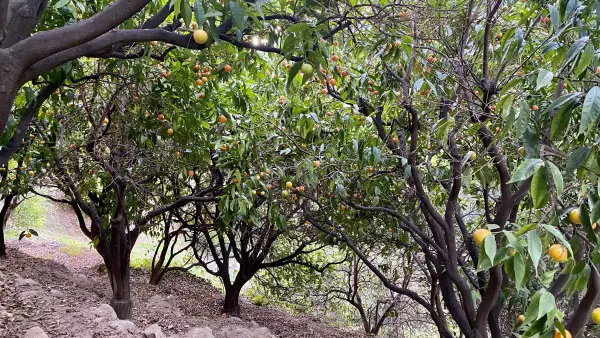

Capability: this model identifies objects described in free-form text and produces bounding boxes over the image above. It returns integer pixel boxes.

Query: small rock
[91,304,118,320]
[219,326,276,338]
[144,324,166,338]
[15,278,40,288]
[18,290,41,301]
[149,295,178,309]
[249,321,260,328]
[186,327,214,338]
[165,295,178,308]
[50,289,65,298]
[108,319,137,334]
[227,316,243,323]
[24,327,49,338]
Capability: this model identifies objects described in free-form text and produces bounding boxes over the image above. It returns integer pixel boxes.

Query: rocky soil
[0,247,363,338]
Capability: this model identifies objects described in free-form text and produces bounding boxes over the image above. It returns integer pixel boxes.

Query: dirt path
[1,247,363,338]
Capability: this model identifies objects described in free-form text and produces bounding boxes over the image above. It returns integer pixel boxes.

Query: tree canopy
[2,0,600,337]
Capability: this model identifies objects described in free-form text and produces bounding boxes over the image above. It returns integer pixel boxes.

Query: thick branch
[12,0,152,66]
[0,83,59,164]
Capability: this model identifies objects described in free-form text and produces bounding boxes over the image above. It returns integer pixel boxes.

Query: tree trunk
[104,211,133,319]
[0,194,16,258]
[0,56,24,140]
[0,213,6,258]
[107,259,132,319]
[222,283,244,317]
[149,222,172,285]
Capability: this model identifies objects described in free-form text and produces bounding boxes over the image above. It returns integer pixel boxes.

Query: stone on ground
[108,319,137,334]
[91,304,118,320]
[144,323,166,338]
[24,326,49,338]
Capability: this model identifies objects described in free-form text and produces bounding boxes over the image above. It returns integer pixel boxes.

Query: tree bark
[222,281,246,317]
[0,61,23,135]
[149,237,170,286]
[0,194,16,258]
[0,83,59,165]
[104,209,133,319]
[106,259,132,320]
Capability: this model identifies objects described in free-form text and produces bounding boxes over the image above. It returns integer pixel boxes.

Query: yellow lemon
[592,307,600,324]
[548,244,568,263]
[553,329,572,338]
[568,208,582,224]
[473,229,492,246]
[193,29,208,44]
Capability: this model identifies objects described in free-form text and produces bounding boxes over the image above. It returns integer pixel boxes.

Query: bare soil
[0,198,365,338]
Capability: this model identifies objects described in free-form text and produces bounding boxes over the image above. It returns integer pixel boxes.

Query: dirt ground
[0,198,365,338]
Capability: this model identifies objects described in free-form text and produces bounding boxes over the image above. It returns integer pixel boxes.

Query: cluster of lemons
[473,208,599,337]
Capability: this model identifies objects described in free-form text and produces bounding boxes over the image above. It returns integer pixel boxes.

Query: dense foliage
[2,0,600,337]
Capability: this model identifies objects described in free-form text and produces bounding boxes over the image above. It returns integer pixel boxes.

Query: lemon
[568,208,582,224]
[548,244,568,263]
[553,329,571,338]
[473,229,492,246]
[592,307,600,324]
[193,29,208,44]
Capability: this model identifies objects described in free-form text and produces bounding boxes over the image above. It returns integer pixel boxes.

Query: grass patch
[60,244,85,256]
[11,195,48,232]
[51,233,90,257]
[130,255,153,270]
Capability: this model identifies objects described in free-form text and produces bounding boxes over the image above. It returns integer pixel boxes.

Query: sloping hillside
[0,247,365,338]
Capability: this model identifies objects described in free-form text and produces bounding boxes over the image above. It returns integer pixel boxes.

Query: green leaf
[528,230,543,276]
[286,62,303,91]
[563,36,589,67]
[591,199,600,225]
[548,4,560,32]
[572,264,591,294]
[229,1,246,31]
[542,224,574,257]
[516,100,530,138]
[515,223,538,237]
[575,43,594,76]
[500,78,522,96]
[550,100,575,140]
[531,167,549,208]
[53,0,71,8]
[484,235,497,263]
[508,159,544,183]
[536,69,554,90]
[514,253,526,289]
[565,147,590,176]
[194,0,205,25]
[543,92,582,115]
[523,290,542,324]
[579,86,600,135]
[286,22,310,33]
[580,204,598,244]
[537,290,556,320]
[546,161,564,196]
[180,0,192,26]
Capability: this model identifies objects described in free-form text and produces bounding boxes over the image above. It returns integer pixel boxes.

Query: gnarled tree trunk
[0,194,16,258]
[104,205,134,319]
[222,281,245,317]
